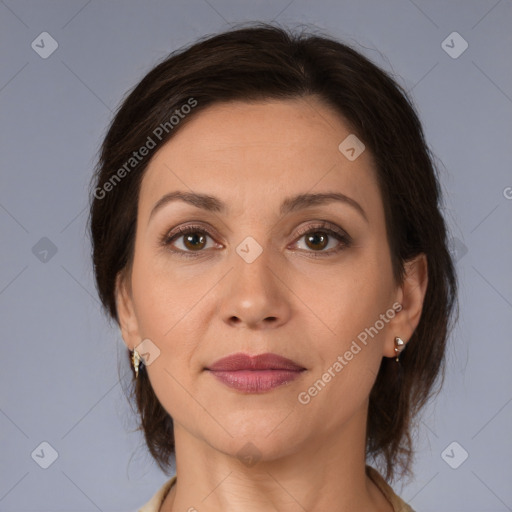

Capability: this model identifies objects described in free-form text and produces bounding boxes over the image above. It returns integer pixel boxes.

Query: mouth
[205,352,306,393]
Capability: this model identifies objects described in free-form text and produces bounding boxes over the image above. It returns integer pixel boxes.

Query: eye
[160,224,219,257]
[291,221,352,257]
[160,221,351,258]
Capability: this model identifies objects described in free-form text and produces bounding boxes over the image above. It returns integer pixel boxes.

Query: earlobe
[114,270,140,350]
[384,253,429,358]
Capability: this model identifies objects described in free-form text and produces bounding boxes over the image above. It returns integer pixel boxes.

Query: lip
[205,352,306,393]
[207,352,305,372]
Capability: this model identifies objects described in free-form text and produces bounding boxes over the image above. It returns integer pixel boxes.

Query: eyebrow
[148,190,368,223]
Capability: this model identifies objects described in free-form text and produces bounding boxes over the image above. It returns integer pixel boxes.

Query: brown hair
[89,23,458,482]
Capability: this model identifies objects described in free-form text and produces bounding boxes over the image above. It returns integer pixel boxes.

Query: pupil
[185,233,205,250]
[308,232,326,250]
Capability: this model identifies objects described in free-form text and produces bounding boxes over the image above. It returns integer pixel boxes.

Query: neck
[160,402,393,512]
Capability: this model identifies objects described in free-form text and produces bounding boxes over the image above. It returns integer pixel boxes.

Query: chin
[207,415,306,464]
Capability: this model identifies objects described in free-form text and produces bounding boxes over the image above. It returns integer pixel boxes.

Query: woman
[89,23,457,512]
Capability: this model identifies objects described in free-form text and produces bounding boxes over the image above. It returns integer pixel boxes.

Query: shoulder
[366,466,415,512]
[137,476,177,512]
[138,470,413,512]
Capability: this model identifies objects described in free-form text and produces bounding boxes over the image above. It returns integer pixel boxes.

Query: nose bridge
[233,235,276,301]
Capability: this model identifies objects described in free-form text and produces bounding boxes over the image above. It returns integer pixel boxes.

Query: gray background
[1,1,511,510]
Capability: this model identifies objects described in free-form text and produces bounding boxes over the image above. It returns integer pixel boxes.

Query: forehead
[139,98,381,220]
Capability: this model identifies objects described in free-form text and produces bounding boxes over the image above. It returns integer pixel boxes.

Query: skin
[116,97,428,512]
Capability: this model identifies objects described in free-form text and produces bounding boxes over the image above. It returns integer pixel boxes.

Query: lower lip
[207,369,304,393]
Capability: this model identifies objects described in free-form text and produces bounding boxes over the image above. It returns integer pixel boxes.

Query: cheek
[295,266,392,428]
[298,248,394,399]
[129,253,203,394]
[131,247,205,338]
[130,259,207,422]
[302,251,393,342]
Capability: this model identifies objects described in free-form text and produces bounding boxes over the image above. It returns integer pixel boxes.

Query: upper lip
[206,352,305,372]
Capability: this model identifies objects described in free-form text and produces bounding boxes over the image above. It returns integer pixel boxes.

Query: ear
[115,269,142,351]
[383,253,428,358]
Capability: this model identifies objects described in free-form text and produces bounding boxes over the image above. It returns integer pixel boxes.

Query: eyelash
[160,221,352,259]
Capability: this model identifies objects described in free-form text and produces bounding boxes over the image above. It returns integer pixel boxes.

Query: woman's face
[117,97,422,461]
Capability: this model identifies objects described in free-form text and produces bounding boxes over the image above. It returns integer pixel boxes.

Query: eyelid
[293,220,351,241]
[289,221,352,257]
[160,220,352,257]
[160,224,222,253]
[161,222,220,244]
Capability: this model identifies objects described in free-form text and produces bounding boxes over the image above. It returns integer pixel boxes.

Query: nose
[220,248,292,330]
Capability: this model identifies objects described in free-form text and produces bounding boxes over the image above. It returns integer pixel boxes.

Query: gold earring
[394,337,405,362]
[131,348,142,378]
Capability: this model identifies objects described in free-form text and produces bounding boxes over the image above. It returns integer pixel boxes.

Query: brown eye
[162,225,217,256]
[292,222,352,257]
[161,221,351,259]
[182,232,207,251]
[304,231,329,251]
